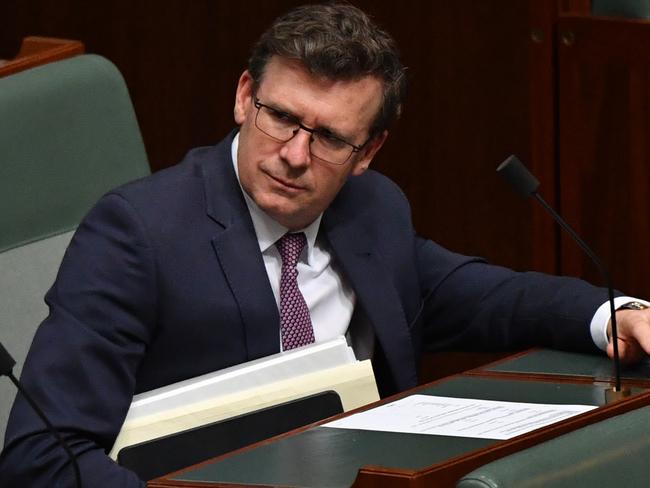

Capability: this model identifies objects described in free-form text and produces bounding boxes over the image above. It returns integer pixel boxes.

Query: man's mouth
[265,172,307,192]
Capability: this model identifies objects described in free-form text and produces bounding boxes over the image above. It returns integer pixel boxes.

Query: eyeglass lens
[255,105,354,165]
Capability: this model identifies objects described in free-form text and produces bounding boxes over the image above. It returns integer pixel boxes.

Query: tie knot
[276,232,307,267]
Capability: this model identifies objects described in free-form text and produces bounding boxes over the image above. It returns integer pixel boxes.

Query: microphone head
[0,341,16,376]
[497,155,540,198]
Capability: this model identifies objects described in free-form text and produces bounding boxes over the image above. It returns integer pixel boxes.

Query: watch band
[618,301,649,311]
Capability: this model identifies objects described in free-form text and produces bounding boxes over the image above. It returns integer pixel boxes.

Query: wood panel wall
[4,0,648,377]
[0,0,556,277]
[558,15,650,298]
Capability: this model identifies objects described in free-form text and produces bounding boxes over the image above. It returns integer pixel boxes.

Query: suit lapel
[197,134,417,386]
[201,135,280,361]
[322,202,418,391]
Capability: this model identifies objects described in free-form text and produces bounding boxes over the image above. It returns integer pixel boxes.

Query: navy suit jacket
[0,132,608,486]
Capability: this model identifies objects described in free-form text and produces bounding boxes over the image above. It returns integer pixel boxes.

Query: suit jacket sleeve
[326,169,608,393]
[0,193,154,487]
[414,237,608,354]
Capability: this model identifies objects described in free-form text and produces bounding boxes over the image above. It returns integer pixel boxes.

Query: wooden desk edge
[149,351,650,488]
[354,387,650,488]
[464,347,650,388]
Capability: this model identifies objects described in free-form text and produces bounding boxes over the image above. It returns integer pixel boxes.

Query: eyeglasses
[253,97,369,165]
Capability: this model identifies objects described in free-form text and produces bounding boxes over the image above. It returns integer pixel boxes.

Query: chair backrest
[456,405,650,488]
[0,232,74,440]
[0,53,150,252]
[0,54,150,442]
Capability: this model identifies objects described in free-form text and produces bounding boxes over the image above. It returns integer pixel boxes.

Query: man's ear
[351,130,388,176]
[234,70,254,125]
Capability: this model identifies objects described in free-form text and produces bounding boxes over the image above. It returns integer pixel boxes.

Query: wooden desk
[0,36,84,77]
[149,350,650,488]
[467,348,650,388]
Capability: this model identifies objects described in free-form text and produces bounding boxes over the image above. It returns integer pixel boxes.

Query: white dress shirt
[590,297,650,350]
[231,134,356,351]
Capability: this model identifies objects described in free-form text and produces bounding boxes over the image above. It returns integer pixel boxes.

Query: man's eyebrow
[312,125,344,140]
[265,101,299,119]
[311,122,356,143]
[263,98,353,142]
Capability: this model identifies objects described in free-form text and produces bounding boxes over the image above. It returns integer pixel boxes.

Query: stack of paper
[110,337,378,459]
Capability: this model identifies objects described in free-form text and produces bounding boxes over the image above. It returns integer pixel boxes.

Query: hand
[607,308,650,364]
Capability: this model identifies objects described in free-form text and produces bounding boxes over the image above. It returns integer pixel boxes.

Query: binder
[110,338,379,462]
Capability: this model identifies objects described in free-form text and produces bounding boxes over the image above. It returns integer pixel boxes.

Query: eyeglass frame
[252,96,373,165]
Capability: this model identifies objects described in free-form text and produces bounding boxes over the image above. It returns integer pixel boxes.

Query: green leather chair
[0,54,150,442]
[456,405,650,487]
[592,0,650,18]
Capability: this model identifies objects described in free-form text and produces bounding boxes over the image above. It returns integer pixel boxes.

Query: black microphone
[0,341,82,487]
[497,155,627,399]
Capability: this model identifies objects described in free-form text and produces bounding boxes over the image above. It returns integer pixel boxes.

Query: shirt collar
[231,133,322,264]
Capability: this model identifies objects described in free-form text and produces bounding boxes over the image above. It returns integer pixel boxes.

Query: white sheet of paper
[324,394,597,440]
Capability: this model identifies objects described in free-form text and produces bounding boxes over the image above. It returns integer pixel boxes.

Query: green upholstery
[0,54,149,442]
[456,405,650,488]
[0,232,73,441]
[592,0,650,19]
[0,54,149,252]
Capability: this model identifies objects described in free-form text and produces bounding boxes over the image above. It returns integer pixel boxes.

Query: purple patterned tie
[276,232,315,350]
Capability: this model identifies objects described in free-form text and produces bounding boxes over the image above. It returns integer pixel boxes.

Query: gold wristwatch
[618,301,649,311]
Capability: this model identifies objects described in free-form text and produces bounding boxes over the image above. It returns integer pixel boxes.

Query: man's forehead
[256,56,381,90]
[254,57,383,131]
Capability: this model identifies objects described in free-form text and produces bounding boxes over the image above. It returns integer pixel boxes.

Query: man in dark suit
[2,3,650,487]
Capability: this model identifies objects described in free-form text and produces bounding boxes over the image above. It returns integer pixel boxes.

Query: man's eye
[318,132,347,149]
[269,109,294,123]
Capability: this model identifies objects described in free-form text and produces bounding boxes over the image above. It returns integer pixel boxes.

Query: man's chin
[263,204,311,230]
[270,212,308,230]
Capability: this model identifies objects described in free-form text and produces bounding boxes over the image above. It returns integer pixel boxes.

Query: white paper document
[109,337,379,459]
[126,336,356,418]
[324,394,597,440]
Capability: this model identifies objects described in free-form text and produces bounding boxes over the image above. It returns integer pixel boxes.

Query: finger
[622,318,650,356]
[608,338,645,364]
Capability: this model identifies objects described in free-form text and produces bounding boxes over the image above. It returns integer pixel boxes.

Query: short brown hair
[248,2,407,138]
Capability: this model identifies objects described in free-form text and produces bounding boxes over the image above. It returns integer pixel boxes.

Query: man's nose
[279,128,312,168]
